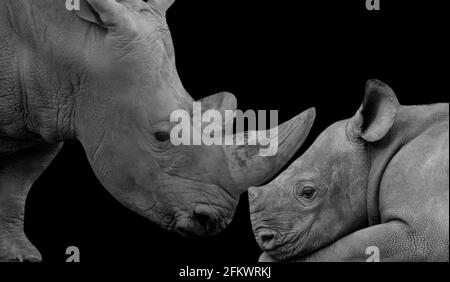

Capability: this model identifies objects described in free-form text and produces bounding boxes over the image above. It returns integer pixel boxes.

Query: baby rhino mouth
[254,226,303,260]
[254,228,279,251]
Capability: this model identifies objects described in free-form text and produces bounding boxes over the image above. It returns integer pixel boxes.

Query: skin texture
[0,0,316,261]
[249,80,449,262]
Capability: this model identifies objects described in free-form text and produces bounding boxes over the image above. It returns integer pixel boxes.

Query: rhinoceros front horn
[224,108,316,190]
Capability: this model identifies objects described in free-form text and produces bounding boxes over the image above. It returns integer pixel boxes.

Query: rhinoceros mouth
[267,246,301,261]
[170,211,228,237]
[153,179,234,236]
[264,243,303,261]
[253,226,306,260]
[267,230,325,261]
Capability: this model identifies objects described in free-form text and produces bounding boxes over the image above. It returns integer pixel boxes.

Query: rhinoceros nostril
[257,230,277,250]
[194,206,217,233]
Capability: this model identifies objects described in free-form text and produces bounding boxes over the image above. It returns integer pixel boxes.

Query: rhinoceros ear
[74,0,107,28]
[348,80,400,142]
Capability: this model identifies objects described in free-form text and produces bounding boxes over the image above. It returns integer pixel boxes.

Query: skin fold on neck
[1,0,81,144]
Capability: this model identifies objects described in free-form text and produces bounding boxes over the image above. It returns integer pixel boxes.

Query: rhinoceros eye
[296,186,318,203]
[154,131,170,142]
[300,187,317,199]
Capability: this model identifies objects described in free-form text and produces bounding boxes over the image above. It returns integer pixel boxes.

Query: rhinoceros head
[56,0,317,236]
[249,80,400,259]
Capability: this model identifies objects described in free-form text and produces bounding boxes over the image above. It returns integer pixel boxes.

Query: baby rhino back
[379,106,448,261]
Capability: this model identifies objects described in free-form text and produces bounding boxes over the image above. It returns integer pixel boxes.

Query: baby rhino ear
[348,80,400,142]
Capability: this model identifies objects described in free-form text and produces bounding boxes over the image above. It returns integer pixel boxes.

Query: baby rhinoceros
[249,80,449,262]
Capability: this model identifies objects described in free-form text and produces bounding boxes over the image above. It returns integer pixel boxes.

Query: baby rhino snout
[248,187,260,205]
[255,229,278,251]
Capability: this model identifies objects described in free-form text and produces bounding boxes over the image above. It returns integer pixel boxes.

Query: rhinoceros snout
[255,229,278,251]
[174,206,221,237]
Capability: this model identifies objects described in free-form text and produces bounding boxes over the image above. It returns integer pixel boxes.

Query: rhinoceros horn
[199,92,237,130]
[199,92,315,190]
[224,107,316,190]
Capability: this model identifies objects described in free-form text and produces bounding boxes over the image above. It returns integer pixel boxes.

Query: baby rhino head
[248,80,400,260]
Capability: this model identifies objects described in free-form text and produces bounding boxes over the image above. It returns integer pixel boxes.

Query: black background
[24,0,447,265]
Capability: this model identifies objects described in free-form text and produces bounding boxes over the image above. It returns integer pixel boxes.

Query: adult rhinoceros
[249,80,449,262]
[0,0,316,261]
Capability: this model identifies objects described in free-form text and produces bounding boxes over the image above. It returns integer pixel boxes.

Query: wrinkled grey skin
[250,80,449,262]
[0,0,316,261]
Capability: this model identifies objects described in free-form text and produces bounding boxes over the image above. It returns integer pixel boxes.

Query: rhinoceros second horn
[225,108,316,190]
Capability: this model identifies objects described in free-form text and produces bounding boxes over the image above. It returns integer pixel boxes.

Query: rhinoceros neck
[0,0,78,144]
[0,1,44,149]
[15,38,79,143]
[365,103,449,224]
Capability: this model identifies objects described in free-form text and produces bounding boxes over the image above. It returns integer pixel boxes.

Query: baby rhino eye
[295,185,318,203]
[300,187,317,199]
